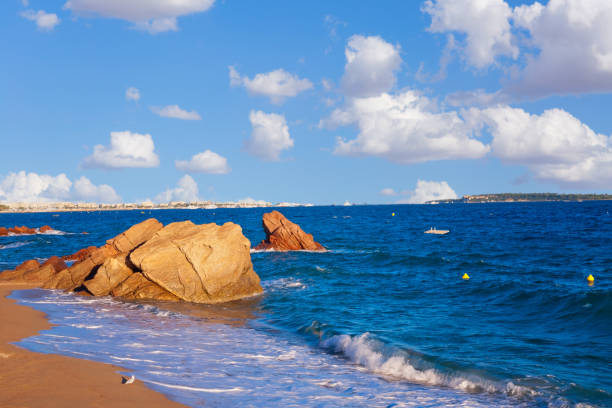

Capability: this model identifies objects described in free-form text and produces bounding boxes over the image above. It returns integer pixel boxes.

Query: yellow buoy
[392,212,395,216]
[462,273,470,280]
[587,274,595,284]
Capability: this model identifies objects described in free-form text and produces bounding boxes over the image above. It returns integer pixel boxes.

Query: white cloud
[64,0,215,34]
[423,0,612,97]
[125,87,140,101]
[380,188,397,196]
[82,131,160,169]
[246,111,294,161]
[0,171,120,203]
[471,106,612,187]
[175,150,230,174]
[341,35,402,98]
[154,175,199,203]
[229,66,313,104]
[397,180,458,204]
[509,0,612,97]
[72,176,121,203]
[423,0,517,69]
[21,9,60,31]
[150,105,201,120]
[323,91,489,163]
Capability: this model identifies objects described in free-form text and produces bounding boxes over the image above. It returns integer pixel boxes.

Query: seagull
[122,375,135,385]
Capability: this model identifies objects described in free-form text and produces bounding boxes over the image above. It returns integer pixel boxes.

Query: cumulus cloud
[245,111,294,161]
[21,9,60,31]
[125,87,140,101]
[175,150,230,174]
[423,0,612,97]
[509,0,612,97]
[82,131,160,169]
[423,0,517,69]
[229,66,313,104]
[323,91,489,163]
[150,105,201,120]
[72,176,121,202]
[397,180,458,204]
[470,106,612,187]
[0,171,120,203]
[154,175,199,203]
[341,35,402,98]
[64,0,215,34]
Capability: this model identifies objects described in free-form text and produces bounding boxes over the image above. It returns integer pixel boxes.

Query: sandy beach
[0,283,186,408]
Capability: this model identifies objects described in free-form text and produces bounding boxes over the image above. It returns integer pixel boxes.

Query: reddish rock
[254,211,325,251]
[39,225,53,233]
[41,256,68,273]
[9,226,36,234]
[84,254,134,296]
[16,259,41,272]
[62,246,97,262]
[0,227,7,236]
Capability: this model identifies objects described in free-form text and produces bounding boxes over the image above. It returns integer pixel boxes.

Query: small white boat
[424,227,449,235]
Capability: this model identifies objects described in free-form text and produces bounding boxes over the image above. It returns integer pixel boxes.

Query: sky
[1,0,612,205]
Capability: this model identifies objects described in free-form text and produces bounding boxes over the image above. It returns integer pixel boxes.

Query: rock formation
[130,221,261,303]
[0,225,56,236]
[254,210,325,251]
[0,218,263,304]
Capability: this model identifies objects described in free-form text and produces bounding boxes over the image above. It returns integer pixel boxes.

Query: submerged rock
[130,221,263,303]
[254,210,325,251]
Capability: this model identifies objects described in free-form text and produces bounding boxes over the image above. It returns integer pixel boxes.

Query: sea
[0,203,610,407]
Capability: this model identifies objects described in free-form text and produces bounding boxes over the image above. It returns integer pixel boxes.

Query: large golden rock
[84,254,134,296]
[107,218,163,253]
[254,210,325,251]
[111,273,179,301]
[130,221,262,303]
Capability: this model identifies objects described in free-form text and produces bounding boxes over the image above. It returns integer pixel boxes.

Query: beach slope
[0,283,186,408]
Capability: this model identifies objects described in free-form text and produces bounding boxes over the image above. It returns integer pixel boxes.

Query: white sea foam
[321,333,539,398]
[70,324,103,329]
[262,278,307,291]
[143,379,244,393]
[0,241,33,250]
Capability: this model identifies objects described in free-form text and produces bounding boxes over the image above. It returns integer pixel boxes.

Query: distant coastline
[430,193,612,204]
[0,200,314,214]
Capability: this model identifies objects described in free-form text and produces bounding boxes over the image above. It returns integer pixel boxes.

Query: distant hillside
[433,193,612,204]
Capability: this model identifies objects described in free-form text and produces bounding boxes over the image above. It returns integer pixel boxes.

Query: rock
[22,264,57,284]
[130,221,262,303]
[84,254,134,296]
[0,259,41,281]
[39,225,53,233]
[254,211,325,251]
[107,218,163,253]
[0,227,7,236]
[111,273,179,301]
[62,246,98,262]
[43,219,161,291]
[9,226,36,234]
[43,258,98,290]
[41,256,68,273]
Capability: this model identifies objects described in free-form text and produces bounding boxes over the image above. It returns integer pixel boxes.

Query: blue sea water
[1,203,610,407]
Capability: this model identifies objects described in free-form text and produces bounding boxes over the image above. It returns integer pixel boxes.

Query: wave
[5,229,69,236]
[0,241,33,250]
[262,278,307,291]
[143,379,244,393]
[320,333,538,398]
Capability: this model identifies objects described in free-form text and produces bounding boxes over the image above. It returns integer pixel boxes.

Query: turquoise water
[1,203,611,407]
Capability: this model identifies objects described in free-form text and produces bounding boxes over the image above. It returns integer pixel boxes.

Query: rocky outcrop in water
[254,210,325,251]
[0,218,263,304]
[0,225,55,236]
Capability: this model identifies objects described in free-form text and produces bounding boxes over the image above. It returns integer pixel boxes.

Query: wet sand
[0,283,187,408]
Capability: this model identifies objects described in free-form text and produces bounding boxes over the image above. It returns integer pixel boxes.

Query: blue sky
[1,0,612,205]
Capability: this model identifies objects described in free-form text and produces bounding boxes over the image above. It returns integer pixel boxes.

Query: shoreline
[0,283,186,408]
